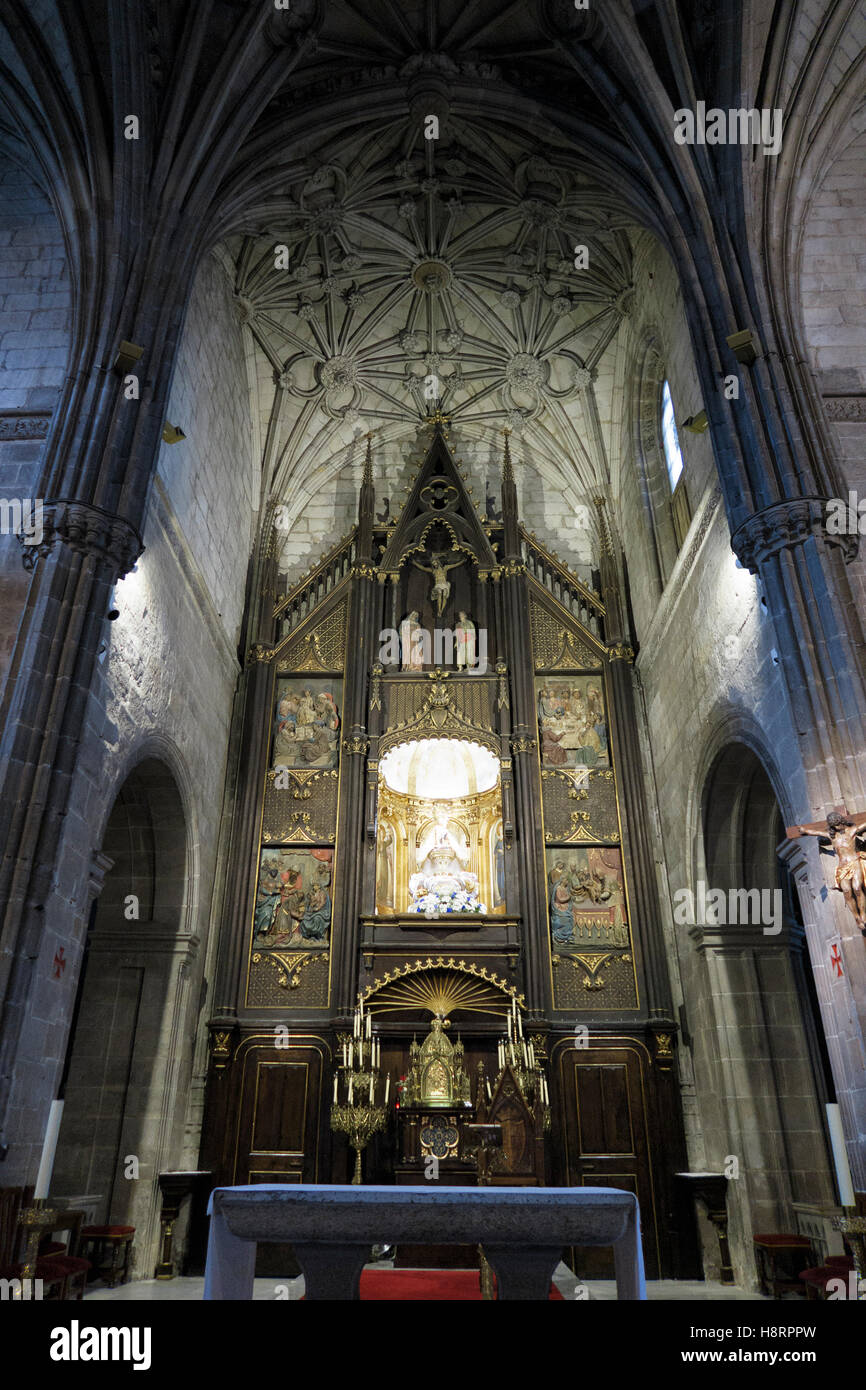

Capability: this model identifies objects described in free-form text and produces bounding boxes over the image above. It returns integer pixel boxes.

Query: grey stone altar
[203,1182,646,1300]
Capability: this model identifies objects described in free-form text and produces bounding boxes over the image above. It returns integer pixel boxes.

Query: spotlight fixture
[162,422,186,444]
[726,329,760,366]
[113,340,144,374]
[681,410,709,433]
[107,609,120,621]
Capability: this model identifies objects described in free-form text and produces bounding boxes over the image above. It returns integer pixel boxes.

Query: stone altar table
[203,1183,646,1300]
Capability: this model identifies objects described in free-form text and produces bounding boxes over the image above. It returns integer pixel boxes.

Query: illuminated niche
[375,738,505,916]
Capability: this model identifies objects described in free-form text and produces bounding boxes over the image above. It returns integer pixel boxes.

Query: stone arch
[632,331,679,592]
[51,746,201,1277]
[683,725,836,1286]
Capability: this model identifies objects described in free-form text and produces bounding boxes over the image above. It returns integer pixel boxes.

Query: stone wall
[2,253,257,1274]
[0,160,71,688]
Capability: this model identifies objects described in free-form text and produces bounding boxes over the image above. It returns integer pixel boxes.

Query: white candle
[349,1041,353,1069]
[523,1042,528,1067]
[486,1081,492,1101]
[34,1098,64,1201]
[528,1042,535,1068]
[348,1077,354,1104]
[826,1103,856,1206]
[369,1076,374,1103]
[367,1013,371,1039]
[385,1075,390,1104]
[333,1074,338,1103]
[342,1041,347,1066]
[517,1012,523,1039]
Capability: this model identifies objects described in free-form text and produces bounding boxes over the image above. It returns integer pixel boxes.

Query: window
[660,379,684,491]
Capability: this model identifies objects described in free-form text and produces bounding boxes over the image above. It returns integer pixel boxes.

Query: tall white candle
[385,1075,390,1104]
[333,1074,338,1103]
[826,1103,856,1206]
[369,1075,374,1103]
[348,1077,353,1104]
[348,1041,353,1069]
[367,1013,371,1039]
[517,1011,523,1039]
[34,1098,64,1201]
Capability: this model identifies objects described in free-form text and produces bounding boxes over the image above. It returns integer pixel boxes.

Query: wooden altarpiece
[198,420,695,1278]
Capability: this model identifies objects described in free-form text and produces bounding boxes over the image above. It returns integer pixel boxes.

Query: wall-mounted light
[726,329,760,366]
[113,340,143,374]
[681,410,709,433]
[162,422,186,444]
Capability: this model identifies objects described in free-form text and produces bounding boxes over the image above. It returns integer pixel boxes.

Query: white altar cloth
[203,1183,646,1301]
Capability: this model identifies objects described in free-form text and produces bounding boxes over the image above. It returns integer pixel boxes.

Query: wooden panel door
[233,1042,325,1185]
[556,1041,660,1279]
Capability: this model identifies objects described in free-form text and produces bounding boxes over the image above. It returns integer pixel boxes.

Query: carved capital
[342,737,369,756]
[247,643,275,665]
[731,496,857,572]
[19,499,143,577]
[607,643,634,663]
[511,736,537,755]
[210,1028,233,1071]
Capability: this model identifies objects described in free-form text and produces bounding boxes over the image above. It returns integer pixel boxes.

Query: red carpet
[358,1268,564,1300]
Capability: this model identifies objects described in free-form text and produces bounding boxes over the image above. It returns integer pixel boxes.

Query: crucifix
[412,546,463,618]
[786,808,866,934]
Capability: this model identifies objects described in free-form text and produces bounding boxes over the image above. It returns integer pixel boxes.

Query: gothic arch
[52,745,201,1277]
[633,331,678,590]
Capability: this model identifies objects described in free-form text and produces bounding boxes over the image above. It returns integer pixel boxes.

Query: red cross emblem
[830,943,843,979]
[52,946,66,979]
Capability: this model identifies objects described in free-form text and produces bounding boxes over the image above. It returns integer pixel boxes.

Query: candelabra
[494,1001,551,1131]
[330,999,390,1184]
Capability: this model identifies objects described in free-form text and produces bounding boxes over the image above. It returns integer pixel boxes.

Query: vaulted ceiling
[223,107,642,529]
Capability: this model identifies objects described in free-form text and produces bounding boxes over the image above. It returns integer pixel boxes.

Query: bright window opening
[661,379,684,491]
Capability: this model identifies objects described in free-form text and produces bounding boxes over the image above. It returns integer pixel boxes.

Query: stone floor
[84,1264,769,1301]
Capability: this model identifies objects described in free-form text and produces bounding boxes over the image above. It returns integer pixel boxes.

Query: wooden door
[556,1041,660,1279]
[233,1041,325,1185]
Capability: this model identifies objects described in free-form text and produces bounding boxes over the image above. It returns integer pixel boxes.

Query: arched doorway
[51,757,198,1277]
[690,742,837,1282]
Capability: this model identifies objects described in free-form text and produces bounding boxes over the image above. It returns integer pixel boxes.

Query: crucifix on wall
[786,808,866,935]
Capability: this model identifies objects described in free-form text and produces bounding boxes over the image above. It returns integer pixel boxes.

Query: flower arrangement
[409,888,486,916]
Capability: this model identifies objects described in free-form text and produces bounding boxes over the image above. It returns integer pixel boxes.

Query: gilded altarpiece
[246,603,349,1010]
[202,424,688,1278]
[530,595,639,1012]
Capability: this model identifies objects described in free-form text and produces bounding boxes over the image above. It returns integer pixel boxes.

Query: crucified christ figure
[787,810,866,933]
[413,548,463,617]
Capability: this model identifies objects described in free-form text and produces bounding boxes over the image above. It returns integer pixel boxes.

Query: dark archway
[692,742,837,1278]
[51,758,193,1274]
